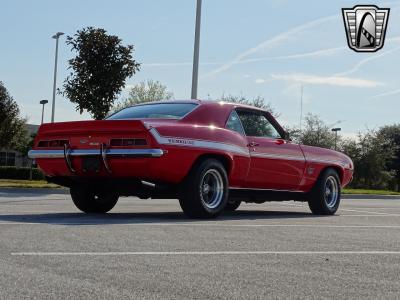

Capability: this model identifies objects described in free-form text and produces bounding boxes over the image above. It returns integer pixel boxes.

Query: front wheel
[308,168,341,215]
[179,159,229,218]
[70,185,119,213]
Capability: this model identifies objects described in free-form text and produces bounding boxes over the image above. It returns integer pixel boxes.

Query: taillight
[134,139,147,146]
[37,140,69,148]
[110,138,147,147]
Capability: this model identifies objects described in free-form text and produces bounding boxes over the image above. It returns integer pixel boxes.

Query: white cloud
[271,73,382,88]
[371,88,400,99]
[239,46,346,64]
[254,78,275,84]
[141,46,346,70]
[202,14,338,78]
[142,62,220,67]
[243,74,251,78]
[334,44,400,77]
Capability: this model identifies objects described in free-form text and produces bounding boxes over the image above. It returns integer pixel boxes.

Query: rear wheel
[308,168,341,215]
[179,159,228,218]
[70,185,119,213]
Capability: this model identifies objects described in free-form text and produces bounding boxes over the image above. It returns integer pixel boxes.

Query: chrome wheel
[324,176,339,208]
[199,169,224,209]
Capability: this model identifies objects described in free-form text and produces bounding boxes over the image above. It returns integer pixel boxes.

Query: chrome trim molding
[63,144,76,173]
[149,128,249,156]
[28,149,164,159]
[229,186,304,193]
[101,144,112,173]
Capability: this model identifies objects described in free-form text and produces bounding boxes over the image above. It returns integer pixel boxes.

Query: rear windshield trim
[107,102,199,120]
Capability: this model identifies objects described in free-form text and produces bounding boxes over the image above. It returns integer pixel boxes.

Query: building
[0,124,39,167]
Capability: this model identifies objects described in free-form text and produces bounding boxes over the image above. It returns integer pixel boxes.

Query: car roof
[134,99,268,113]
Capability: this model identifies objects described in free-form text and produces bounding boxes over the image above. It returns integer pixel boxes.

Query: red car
[29,100,354,218]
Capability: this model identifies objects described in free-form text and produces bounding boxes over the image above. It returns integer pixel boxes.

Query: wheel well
[191,153,232,174]
[320,166,344,184]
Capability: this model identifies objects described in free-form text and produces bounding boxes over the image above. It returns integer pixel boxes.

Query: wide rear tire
[308,168,341,215]
[70,185,119,213]
[179,158,229,218]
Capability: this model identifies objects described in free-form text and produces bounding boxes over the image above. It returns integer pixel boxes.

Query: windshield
[107,103,198,120]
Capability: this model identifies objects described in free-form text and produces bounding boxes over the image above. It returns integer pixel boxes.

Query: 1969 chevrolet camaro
[29,100,354,218]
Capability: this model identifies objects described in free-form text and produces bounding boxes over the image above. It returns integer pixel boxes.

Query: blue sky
[1,0,399,137]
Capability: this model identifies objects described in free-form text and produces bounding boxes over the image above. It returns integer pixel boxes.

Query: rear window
[107,103,198,120]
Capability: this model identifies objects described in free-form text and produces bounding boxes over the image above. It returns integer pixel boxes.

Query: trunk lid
[35,120,151,149]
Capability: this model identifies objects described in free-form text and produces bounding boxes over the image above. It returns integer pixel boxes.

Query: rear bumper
[28,149,164,159]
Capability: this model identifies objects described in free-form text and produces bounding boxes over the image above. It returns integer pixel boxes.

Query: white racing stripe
[11,251,400,256]
[149,127,249,156]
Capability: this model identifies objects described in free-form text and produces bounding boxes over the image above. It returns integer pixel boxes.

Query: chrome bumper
[28,148,164,159]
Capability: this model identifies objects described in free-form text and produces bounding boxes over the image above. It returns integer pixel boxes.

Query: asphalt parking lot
[1,188,400,299]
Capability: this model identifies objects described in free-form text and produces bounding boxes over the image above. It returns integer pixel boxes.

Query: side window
[226,110,245,135]
[237,110,282,138]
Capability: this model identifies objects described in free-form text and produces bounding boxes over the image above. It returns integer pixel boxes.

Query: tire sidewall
[180,158,229,218]
[311,168,341,214]
[196,160,229,215]
[324,172,341,213]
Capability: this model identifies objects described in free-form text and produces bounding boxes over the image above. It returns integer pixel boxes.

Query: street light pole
[299,85,303,130]
[40,99,48,124]
[51,32,64,123]
[331,128,342,151]
[191,0,202,100]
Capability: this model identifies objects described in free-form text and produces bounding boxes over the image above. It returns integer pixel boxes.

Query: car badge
[342,5,390,52]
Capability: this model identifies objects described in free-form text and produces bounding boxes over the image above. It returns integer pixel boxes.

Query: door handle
[274,139,286,145]
[247,142,260,147]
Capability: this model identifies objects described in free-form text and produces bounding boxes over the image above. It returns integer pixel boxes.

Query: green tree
[341,130,396,189]
[112,80,173,112]
[220,94,279,117]
[61,27,140,120]
[19,132,36,157]
[0,81,27,151]
[378,124,400,191]
[290,114,337,149]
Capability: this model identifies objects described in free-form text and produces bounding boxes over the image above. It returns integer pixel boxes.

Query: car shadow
[0,210,320,226]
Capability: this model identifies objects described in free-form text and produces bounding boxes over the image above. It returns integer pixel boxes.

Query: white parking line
[1,222,400,228]
[340,214,400,217]
[11,251,400,256]
[276,202,400,216]
[340,208,400,216]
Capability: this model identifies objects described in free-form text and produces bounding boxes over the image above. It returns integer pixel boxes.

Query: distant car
[29,100,353,218]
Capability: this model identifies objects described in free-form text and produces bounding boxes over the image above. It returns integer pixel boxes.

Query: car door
[237,109,306,190]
